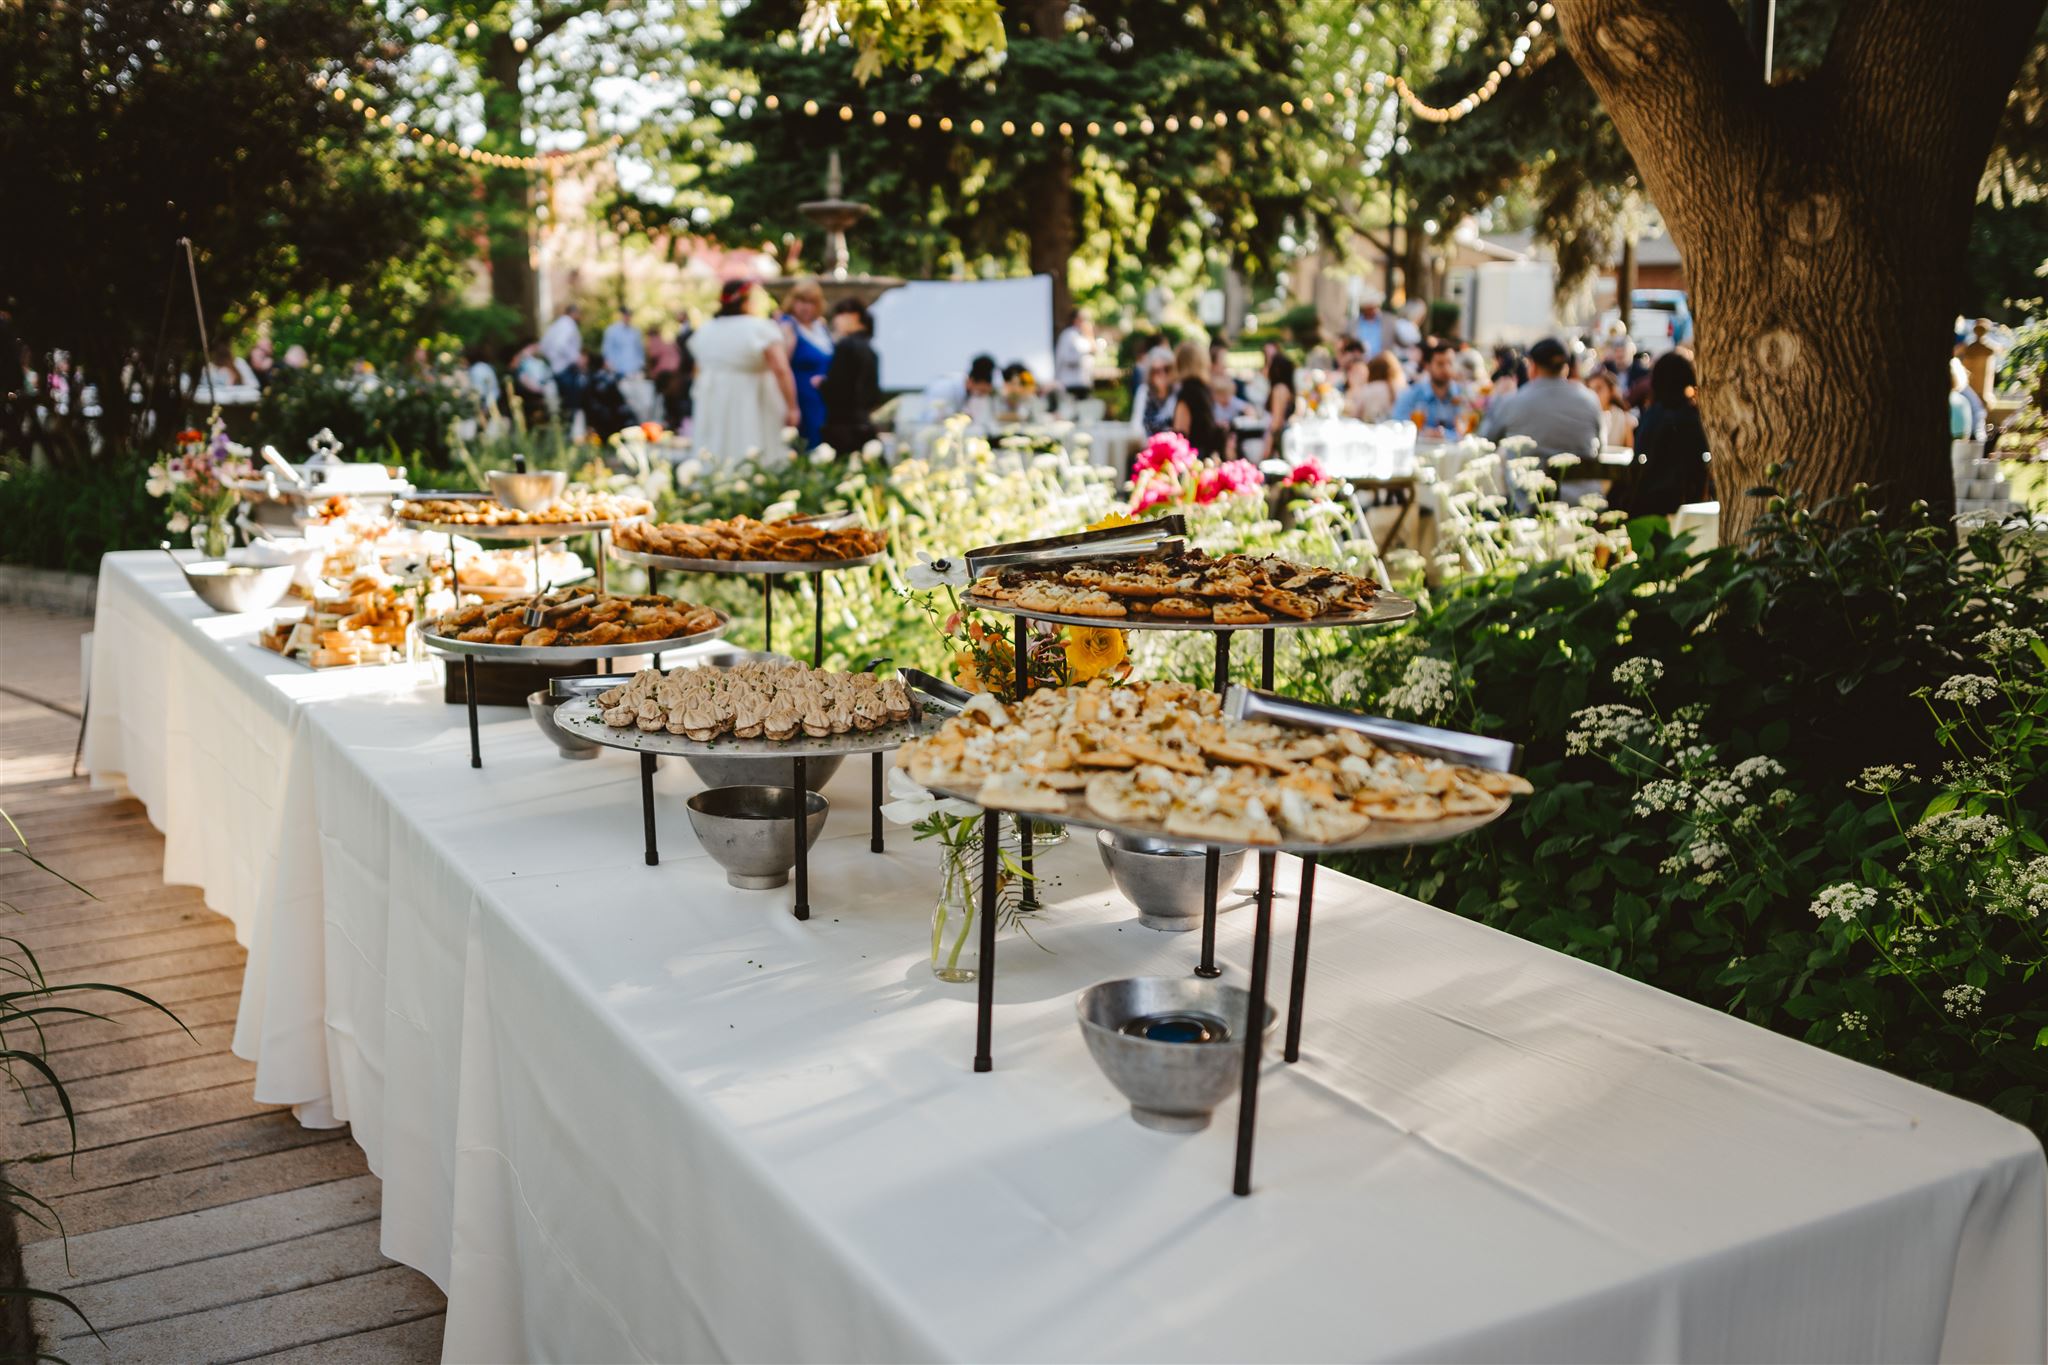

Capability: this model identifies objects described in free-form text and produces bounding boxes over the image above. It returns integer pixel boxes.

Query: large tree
[0,0,450,463]
[1551,0,2044,535]
[699,0,1339,324]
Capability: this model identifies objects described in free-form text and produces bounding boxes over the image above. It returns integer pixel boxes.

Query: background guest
[1620,349,1710,516]
[602,309,645,379]
[687,279,798,464]
[1587,370,1636,448]
[1390,342,1466,437]
[1345,350,1406,422]
[1054,308,1096,410]
[1170,339,1226,460]
[819,298,880,455]
[776,277,833,449]
[1263,347,1298,456]
[1479,337,1600,460]
[540,303,585,423]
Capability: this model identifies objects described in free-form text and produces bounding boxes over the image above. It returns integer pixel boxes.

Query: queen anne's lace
[1810,883,1877,922]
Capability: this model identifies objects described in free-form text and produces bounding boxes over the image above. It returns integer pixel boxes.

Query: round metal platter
[956,590,1415,633]
[397,514,644,541]
[553,696,920,759]
[611,546,886,576]
[420,613,728,663]
[461,569,595,600]
[916,777,1506,856]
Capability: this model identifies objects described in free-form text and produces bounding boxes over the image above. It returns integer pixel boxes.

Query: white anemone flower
[881,764,981,825]
[906,549,968,590]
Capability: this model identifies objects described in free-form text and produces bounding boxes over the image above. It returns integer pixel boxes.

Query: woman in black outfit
[1169,339,1227,460]
[819,298,881,455]
[1262,345,1297,461]
[1621,349,1710,516]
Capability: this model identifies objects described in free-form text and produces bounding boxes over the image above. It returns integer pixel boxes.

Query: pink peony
[1129,480,1176,513]
[1195,458,1265,504]
[1287,456,1328,486]
[1134,431,1197,477]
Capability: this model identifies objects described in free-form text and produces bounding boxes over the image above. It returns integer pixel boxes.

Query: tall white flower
[1809,883,1877,922]
[906,550,967,591]
[1611,656,1664,693]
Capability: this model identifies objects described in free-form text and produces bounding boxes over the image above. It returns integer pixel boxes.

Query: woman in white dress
[686,280,799,464]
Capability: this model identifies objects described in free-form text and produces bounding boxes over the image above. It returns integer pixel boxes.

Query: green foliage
[0,0,463,463]
[696,0,1340,311]
[254,367,474,472]
[0,458,164,575]
[1337,477,2048,1135]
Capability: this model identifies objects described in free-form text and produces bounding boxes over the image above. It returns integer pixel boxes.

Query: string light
[1392,12,1548,122]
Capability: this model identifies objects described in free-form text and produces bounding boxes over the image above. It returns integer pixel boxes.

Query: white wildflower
[1839,1011,1868,1032]
[1611,656,1665,692]
[166,510,190,533]
[1848,763,1914,793]
[1382,656,1459,719]
[1632,779,1689,815]
[1768,787,1796,807]
[1658,855,1687,876]
[1731,756,1785,786]
[1566,703,1648,756]
[1941,983,1985,1018]
[1694,780,1742,812]
[1810,883,1877,923]
[1978,856,2048,921]
[1690,838,1729,870]
[1932,674,2000,706]
[1908,811,2010,871]
[905,550,967,590]
[1974,624,2039,657]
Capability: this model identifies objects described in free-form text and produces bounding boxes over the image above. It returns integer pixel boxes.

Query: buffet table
[84,550,2047,1363]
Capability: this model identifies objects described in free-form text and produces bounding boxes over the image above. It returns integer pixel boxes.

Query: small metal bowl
[684,752,844,792]
[486,468,567,513]
[1075,976,1274,1132]
[179,560,296,614]
[1097,831,1248,931]
[527,690,601,760]
[686,785,829,889]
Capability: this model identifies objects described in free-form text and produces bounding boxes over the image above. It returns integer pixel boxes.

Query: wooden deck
[0,605,445,1362]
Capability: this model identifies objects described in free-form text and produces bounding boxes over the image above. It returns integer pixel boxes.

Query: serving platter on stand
[419,612,728,768]
[611,545,886,666]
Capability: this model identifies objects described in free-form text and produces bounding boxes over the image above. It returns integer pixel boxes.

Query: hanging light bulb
[939,116,954,131]
[907,113,922,129]
[838,105,853,120]
[1030,120,1045,135]
[803,99,819,115]
[1112,120,1127,135]
[872,110,886,125]
[969,118,984,133]
[765,94,779,109]
[1163,116,1178,132]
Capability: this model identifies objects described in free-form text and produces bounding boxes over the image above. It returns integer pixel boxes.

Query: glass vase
[928,815,1062,983]
[191,513,232,559]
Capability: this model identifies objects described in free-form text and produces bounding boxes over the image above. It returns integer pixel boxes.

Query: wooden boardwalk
[0,605,445,1362]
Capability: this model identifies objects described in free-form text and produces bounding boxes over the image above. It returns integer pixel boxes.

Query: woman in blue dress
[776,277,834,450]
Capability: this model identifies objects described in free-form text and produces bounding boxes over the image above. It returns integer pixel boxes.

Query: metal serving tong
[521,590,594,630]
[963,513,1188,580]
[1224,685,1521,773]
[896,667,972,720]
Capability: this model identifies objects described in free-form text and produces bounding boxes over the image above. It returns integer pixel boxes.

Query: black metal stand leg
[1260,628,1276,690]
[594,530,608,594]
[1012,615,1029,698]
[792,754,809,920]
[640,751,659,866]
[1284,857,1316,1063]
[762,574,774,655]
[463,657,481,768]
[974,809,999,1072]
[870,751,884,853]
[1233,850,1277,1197]
[1195,848,1223,978]
[1213,629,1233,694]
[811,571,825,668]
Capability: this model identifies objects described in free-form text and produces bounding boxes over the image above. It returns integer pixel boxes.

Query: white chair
[1670,501,1720,550]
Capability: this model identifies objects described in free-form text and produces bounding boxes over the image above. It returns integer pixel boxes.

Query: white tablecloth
[84,551,2047,1363]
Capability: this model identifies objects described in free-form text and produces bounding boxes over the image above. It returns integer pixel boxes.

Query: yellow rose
[1063,626,1127,682]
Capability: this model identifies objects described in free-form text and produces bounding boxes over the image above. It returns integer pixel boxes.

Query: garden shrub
[0,456,164,574]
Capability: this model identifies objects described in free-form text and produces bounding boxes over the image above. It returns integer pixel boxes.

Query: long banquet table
[82,550,2047,1363]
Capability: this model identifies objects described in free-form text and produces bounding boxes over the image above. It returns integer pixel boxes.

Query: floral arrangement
[1127,431,1268,514]
[146,419,255,556]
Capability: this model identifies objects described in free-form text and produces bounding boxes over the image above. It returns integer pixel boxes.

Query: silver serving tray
[958,591,1415,632]
[463,569,595,600]
[963,515,1187,579]
[398,514,644,541]
[611,546,885,576]
[420,613,729,663]
[247,640,413,674]
[553,696,919,759]
[917,776,1507,855]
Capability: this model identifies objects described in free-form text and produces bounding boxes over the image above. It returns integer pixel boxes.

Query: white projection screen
[869,276,1055,393]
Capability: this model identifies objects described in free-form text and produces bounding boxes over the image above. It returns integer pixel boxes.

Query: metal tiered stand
[932,687,1517,1196]
[955,516,1415,977]
[612,526,884,667]
[397,495,640,600]
[551,678,928,921]
[420,616,729,768]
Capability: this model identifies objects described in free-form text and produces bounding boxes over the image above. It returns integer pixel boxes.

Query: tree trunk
[484,39,538,334]
[1020,0,1074,329]
[1553,0,2044,542]
[1618,237,1636,329]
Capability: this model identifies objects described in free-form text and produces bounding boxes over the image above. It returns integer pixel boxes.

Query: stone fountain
[765,151,904,308]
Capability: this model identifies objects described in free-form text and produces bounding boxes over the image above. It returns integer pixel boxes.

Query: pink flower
[1287,456,1327,486]
[1134,431,1196,477]
[1129,480,1175,513]
[1195,459,1264,504]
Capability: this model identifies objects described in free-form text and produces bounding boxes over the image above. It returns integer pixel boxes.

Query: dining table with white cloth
[82,549,2047,1364]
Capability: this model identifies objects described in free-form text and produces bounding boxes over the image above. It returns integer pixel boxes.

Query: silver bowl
[179,559,296,614]
[685,785,829,889]
[684,752,844,792]
[1096,831,1248,931]
[486,468,567,513]
[1075,976,1275,1132]
[527,690,601,760]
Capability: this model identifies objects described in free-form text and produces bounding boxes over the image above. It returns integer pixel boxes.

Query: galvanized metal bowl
[526,690,602,760]
[486,468,567,513]
[179,559,296,614]
[685,785,829,890]
[1075,976,1274,1132]
[1096,831,1248,931]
